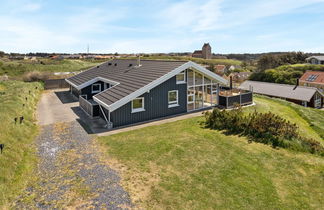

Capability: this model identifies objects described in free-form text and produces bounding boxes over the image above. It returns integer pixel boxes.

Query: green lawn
[98,96,324,209]
[0,58,103,78]
[0,81,43,207]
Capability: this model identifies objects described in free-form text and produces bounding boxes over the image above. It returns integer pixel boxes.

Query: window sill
[131,108,145,113]
[168,104,179,108]
[176,81,186,84]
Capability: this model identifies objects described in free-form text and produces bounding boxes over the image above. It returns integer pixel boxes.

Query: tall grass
[0,81,43,207]
[0,58,104,78]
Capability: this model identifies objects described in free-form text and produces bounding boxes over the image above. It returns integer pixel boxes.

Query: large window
[176,71,186,84]
[91,84,101,93]
[131,97,145,113]
[187,70,218,111]
[168,90,179,108]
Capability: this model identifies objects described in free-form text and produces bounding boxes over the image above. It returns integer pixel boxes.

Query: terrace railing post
[217,83,220,106]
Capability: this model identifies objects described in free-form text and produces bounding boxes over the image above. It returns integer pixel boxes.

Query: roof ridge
[245,80,319,90]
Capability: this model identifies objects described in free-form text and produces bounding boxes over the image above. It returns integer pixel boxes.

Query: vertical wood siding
[109,76,187,127]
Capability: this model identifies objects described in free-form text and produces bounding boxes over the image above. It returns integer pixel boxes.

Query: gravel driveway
[14,121,132,209]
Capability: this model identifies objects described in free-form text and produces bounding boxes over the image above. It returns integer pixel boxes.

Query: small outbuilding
[306,56,324,65]
[239,80,323,108]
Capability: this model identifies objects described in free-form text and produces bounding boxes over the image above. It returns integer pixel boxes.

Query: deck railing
[218,91,253,109]
[79,96,100,117]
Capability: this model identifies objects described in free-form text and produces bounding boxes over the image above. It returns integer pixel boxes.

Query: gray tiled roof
[67,59,187,105]
[239,80,319,102]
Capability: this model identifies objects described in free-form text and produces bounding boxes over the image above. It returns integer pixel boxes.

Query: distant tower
[87,44,89,54]
[202,43,212,59]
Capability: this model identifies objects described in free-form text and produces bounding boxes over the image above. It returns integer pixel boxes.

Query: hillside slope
[0,81,42,207]
[98,96,324,209]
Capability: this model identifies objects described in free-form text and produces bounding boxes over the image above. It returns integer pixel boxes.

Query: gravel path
[14,121,132,209]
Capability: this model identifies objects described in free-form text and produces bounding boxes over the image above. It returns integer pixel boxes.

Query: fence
[219,92,253,109]
[79,96,100,117]
[44,79,69,90]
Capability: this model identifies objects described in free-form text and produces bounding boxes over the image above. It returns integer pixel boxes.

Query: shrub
[205,108,324,156]
[22,71,49,82]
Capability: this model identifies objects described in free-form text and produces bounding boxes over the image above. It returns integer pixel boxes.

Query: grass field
[246,95,323,143]
[0,58,103,78]
[0,81,43,207]
[123,55,242,66]
[98,96,324,209]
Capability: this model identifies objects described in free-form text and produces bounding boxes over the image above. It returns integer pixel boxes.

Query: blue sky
[1,0,324,54]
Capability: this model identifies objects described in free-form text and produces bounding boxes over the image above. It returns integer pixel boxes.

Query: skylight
[306,74,318,82]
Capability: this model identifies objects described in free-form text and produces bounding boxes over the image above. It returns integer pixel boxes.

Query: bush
[205,108,324,155]
[22,71,49,82]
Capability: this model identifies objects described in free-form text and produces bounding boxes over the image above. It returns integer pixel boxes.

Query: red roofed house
[214,65,227,75]
[299,71,324,93]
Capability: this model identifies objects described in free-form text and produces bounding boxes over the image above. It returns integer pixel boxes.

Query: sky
[0,0,324,54]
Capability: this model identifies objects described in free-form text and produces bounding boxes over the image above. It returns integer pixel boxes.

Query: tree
[0,51,5,57]
[208,63,215,72]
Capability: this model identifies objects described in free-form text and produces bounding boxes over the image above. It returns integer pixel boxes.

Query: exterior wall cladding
[71,81,108,99]
[103,75,187,127]
[81,81,106,99]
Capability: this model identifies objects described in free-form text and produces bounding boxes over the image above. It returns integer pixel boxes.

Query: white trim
[176,71,186,84]
[168,104,179,108]
[99,105,109,124]
[66,76,119,90]
[187,94,194,104]
[91,83,101,94]
[94,61,227,112]
[65,78,79,88]
[131,97,145,113]
[168,90,179,108]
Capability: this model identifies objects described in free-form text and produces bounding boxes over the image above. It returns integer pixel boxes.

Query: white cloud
[159,0,223,32]
[160,0,324,32]
[216,0,324,29]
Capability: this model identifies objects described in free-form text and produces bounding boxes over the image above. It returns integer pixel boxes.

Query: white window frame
[187,94,194,104]
[91,83,101,94]
[168,90,179,108]
[131,97,145,113]
[176,71,186,84]
[314,93,321,108]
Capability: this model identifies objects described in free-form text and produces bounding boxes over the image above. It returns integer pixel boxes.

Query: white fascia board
[100,61,229,112]
[67,77,119,90]
[65,78,78,88]
[78,77,119,90]
[93,95,111,110]
[187,61,229,85]
[316,89,324,97]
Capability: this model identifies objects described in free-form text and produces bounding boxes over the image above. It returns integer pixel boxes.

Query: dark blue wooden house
[66,59,241,128]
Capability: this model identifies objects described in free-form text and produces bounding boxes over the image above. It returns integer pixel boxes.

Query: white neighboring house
[306,56,324,65]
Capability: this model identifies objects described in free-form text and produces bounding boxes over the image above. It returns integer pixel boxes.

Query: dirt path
[13,121,132,209]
